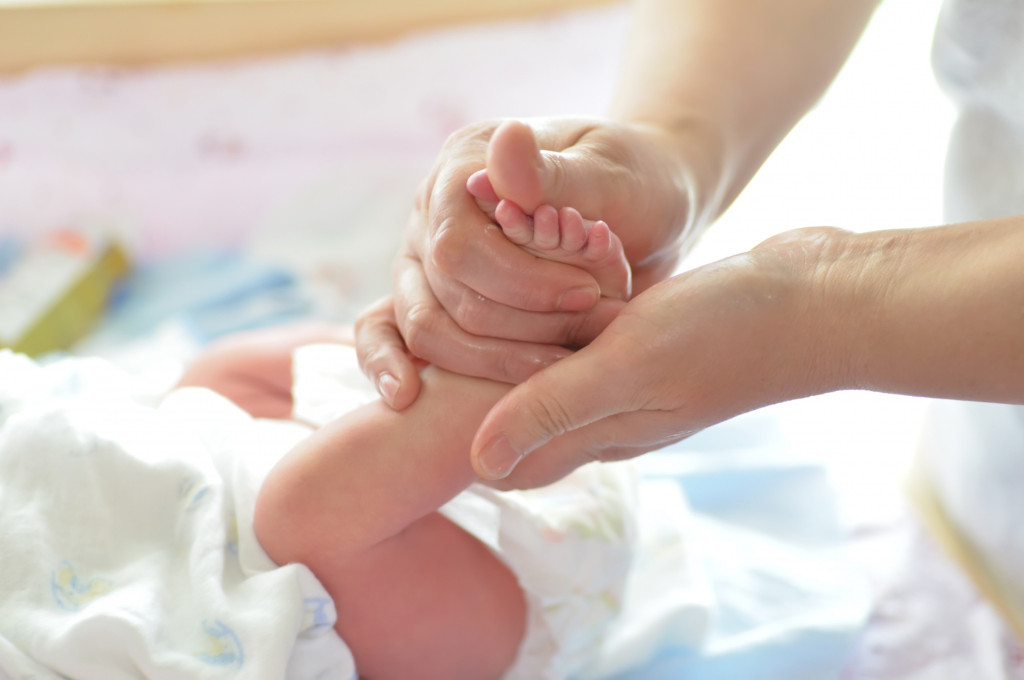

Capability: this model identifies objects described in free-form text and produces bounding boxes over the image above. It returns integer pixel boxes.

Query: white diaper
[0,346,708,680]
[0,350,354,680]
[292,344,712,679]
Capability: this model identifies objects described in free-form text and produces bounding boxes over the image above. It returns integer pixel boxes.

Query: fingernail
[478,435,523,479]
[377,372,400,406]
[558,286,598,311]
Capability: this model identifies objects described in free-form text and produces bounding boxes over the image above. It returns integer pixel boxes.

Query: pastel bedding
[2,0,1019,677]
[0,338,860,680]
[0,351,353,679]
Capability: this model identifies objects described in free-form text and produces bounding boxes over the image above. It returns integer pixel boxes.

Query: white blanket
[0,350,353,679]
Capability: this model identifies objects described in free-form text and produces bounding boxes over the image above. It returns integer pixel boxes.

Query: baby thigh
[316,512,526,680]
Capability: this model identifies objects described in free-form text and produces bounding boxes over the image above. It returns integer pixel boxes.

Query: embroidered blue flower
[303,597,336,629]
[51,561,112,612]
[196,619,244,667]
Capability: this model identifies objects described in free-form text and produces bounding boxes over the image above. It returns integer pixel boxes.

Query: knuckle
[451,290,491,335]
[559,312,592,349]
[446,119,500,147]
[353,297,389,333]
[431,217,469,275]
[526,393,576,440]
[401,301,439,357]
[368,345,405,375]
[352,312,370,338]
[358,346,388,375]
[496,348,523,384]
[544,153,568,198]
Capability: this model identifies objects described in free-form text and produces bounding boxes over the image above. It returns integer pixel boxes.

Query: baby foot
[466,120,631,300]
[493,198,631,301]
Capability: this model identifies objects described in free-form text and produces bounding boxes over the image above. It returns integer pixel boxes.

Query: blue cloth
[614,408,869,679]
[88,249,313,346]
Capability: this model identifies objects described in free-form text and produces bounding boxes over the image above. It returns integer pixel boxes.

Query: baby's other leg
[176,322,354,419]
[321,513,523,680]
[496,199,631,300]
[255,366,526,680]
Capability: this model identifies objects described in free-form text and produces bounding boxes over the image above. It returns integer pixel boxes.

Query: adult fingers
[353,297,424,411]
[425,171,601,313]
[423,267,627,347]
[392,257,575,384]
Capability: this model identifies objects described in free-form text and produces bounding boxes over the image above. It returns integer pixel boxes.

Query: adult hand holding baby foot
[470,227,858,487]
[355,117,714,408]
[355,0,1024,510]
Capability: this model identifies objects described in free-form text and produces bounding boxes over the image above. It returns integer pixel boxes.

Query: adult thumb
[487,119,630,223]
[470,344,621,481]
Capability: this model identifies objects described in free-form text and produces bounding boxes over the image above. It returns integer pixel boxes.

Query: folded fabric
[0,350,352,679]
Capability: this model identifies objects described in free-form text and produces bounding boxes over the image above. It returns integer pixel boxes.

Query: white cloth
[0,345,710,680]
[291,343,713,680]
[917,400,1024,620]
[0,350,354,680]
[920,0,1024,630]
[933,0,1024,223]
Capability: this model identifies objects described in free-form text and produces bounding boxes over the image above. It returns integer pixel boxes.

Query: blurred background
[4,1,1013,678]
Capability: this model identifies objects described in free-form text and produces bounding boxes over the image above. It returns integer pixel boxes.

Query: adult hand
[470,227,854,489]
[357,116,717,408]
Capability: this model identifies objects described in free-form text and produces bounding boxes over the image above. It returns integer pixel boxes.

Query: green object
[0,233,131,356]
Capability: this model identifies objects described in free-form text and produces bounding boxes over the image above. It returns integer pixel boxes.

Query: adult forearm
[467,220,1024,487]
[825,217,1024,402]
[611,0,881,226]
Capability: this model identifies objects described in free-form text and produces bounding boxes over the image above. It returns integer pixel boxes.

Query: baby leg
[311,511,524,680]
[176,322,354,419]
[255,365,526,680]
